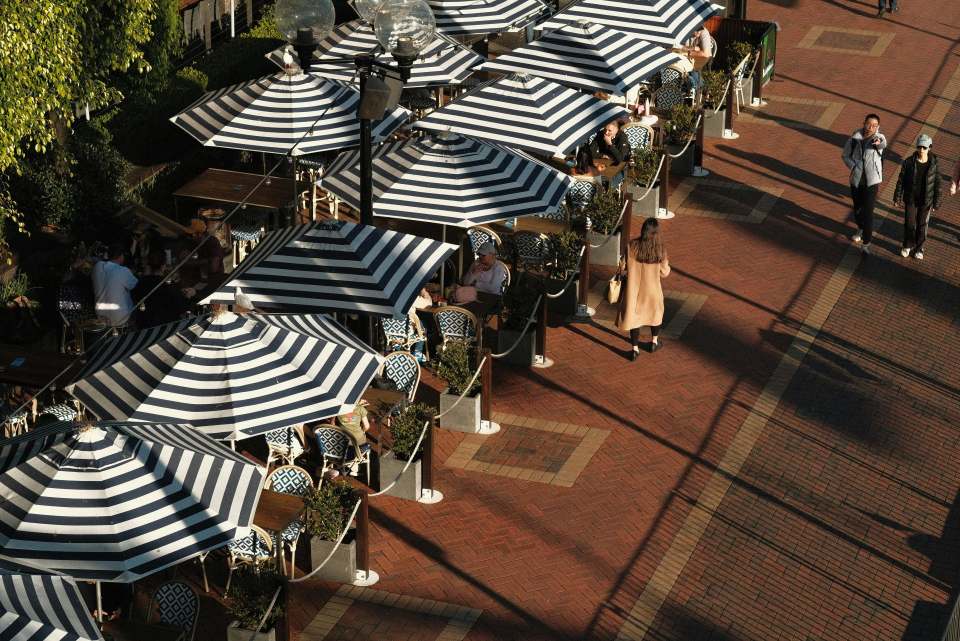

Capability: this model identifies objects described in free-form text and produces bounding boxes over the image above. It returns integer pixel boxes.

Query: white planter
[378,450,421,501]
[309,534,356,584]
[587,230,621,267]
[703,105,727,138]
[438,390,482,432]
[227,622,276,641]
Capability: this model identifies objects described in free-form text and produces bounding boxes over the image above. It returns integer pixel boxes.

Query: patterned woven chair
[512,231,552,272]
[265,465,314,577]
[37,403,78,423]
[567,178,599,211]
[622,124,653,152]
[231,224,264,266]
[465,226,503,259]
[434,306,479,347]
[57,284,94,354]
[148,581,199,641]
[381,317,425,353]
[656,68,684,111]
[225,525,273,595]
[2,410,29,439]
[381,351,421,402]
[264,426,306,469]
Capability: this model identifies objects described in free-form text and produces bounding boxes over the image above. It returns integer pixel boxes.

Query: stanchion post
[695,112,705,167]
[621,198,633,253]
[281,581,292,641]
[480,347,492,422]
[753,57,764,105]
[354,487,370,577]
[535,296,547,358]
[421,420,434,493]
[659,153,671,214]
[724,78,735,132]
[575,228,593,320]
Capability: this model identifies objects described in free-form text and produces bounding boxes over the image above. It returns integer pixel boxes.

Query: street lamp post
[277,0,436,227]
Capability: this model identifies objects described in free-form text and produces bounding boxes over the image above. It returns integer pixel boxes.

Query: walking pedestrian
[893,134,941,260]
[842,114,887,254]
[877,0,898,16]
[617,218,670,360]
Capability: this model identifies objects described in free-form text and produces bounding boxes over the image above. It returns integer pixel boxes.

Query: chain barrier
[369,419,431,497]
[491,294,543,358]
[668,113,703,159]
[288,497,363,583]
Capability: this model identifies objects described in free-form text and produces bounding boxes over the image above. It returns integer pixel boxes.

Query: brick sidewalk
[293,2,960,640]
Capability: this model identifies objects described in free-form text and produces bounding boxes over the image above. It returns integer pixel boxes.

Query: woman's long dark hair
[631,217,666,264]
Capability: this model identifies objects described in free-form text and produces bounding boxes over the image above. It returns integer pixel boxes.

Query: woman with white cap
[893,133,942,260]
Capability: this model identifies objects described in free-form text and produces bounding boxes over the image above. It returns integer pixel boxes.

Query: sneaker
[852,230,863,243]
[914,250,923,260]
[861,243,871,255]
[900,247,910,258]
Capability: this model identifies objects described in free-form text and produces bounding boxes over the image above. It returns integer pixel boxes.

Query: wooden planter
[227,622,276,641]
[703,105,727,138]
[587,230,621,267]
[496,326,537,367]
[378,450,421,501]
[438,390,482,432]
[309,531,356,584]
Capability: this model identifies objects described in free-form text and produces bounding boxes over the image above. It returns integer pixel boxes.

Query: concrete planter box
[496,327,537,367]
[626,182,660,218]
[703,105,727,138]
[666,143,696,176]
[309,532,356,583]
[742,73,754,107]
[544,276,579,318]
[587,230,621,267]
[227,622,275,641]
[378,450,421,501]
[438,390,482,432]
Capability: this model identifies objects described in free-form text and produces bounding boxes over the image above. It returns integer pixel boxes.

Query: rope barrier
[288,497,363,583]
[369,419,431,497]
[545,245,585,299]
[630,153,667,203]
[588,199,630,248]
[712,79,732,115]
[668,114,703,159]
[433,355,487,419]
[241,585,283,641]
[491,294,543,359]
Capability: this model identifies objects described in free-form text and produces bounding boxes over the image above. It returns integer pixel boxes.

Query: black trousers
[904,201,931,251]
[852,181,879,244]
[630,326,661,345]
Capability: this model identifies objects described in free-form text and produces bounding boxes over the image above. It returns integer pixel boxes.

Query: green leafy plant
[304,478,356,541]
[389,403,436,461]
[436,341,480,397]
[629,147,660,188]
[701,70,729,109]
[501,272,545,332]
[584,187,623,236]
[726,41,754,72]
[1,272,29,304]
[546,229,583,280]
[226,567,286,631]
[664,104,698,145]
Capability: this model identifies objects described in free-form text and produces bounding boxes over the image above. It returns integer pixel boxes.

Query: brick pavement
[288,2,960,640]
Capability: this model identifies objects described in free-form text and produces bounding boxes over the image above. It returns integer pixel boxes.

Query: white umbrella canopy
[538,0,718,46]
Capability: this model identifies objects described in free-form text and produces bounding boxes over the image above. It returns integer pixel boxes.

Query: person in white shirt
[462,242,508,296]
[91,243,138,327]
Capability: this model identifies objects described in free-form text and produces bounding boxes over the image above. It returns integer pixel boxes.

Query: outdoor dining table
[254,489,307,569]
[172,169,296,225]
[361,388,408,416]
[0,346,82,390]
[102,620,184,641]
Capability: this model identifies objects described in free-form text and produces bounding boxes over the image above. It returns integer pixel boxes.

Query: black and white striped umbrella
[429,0,548,35]
[414,73,628,156]
[0,421,265,582]
[67,312,383,441]
[198,223,457,317]
[322,133,573,227]
[170,71,410,155]
[538,0,717,46]
[482,21,685,94]
[0,557,102,641]
[266,21,482,88]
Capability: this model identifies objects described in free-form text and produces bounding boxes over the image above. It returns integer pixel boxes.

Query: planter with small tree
[626,146,662,218]
[727,41,756,106]
[701,70,730,138]
[305,479,358,583]
[542,229,584,317]
[225,568,285,641]
[378,403,436,501]
[496,273,544,367]
[664,104,698,176]
[0,272,42,345]
[437,341,485,432]
[584,187,624,267]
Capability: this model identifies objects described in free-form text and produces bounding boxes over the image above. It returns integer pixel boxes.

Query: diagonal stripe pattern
[414,73,628,156]
[199,221,458,317]
[67,313,382,441]
[482,21,686,94]
[428,0,548,35]
[539,0,717,46]
[322,133,573,227]
[266,21,482,88]
[169,72,409,155]
[0,557,102,641]
[0,422,265,582]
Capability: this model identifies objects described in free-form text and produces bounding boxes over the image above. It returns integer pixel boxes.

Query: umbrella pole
[96,581,103,625]
[441,226,446,293]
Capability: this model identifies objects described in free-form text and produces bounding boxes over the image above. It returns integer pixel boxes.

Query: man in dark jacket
[893,134,941,260]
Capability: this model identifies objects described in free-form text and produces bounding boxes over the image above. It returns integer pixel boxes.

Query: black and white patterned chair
[148,581,199,641]
[381,317,425,354]
[567,178,599,211]
[656,68,684,111]
[381,351,421,402]
[315,425,351,476]
[465,226,502,259]
[57,284,94,354]
[265,465,313,577]
[2,410,28,439]
[623,124,653,151]
[434,306,479,347]
[37,402,78,424]
[512,231,552,272]
[264,426,306,469]
[225,525,273,595]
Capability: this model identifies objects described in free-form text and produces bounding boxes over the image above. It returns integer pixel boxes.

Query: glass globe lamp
[354,0,384,24]
[373,0,436,69]
[275,0,336,46]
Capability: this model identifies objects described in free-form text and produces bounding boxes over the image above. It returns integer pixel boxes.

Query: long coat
[616,255,670,330]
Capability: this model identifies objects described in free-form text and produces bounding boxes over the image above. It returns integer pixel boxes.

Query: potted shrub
[436,341,484,432]
[584,187,624,267]
[543,229,584,316]
[727,41,756,106]
[496,273,544,367]
[626,147,662,218]
[664,104,698,176]
[0,272,42,345]
[305,479,358,583]
[379,403,436,501]
[225,568,285,641]
[701,70,730,138]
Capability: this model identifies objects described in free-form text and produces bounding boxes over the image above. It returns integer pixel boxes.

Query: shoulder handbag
[607,268,623,305]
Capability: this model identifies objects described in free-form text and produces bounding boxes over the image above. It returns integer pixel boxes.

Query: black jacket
[588,130,630,165]
[894,152,942,210]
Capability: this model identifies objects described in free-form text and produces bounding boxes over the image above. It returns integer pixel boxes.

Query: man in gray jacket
[842,113,887,254]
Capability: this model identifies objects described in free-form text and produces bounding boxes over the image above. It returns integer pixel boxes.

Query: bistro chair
[381,351,421,403]
[622,123,653,152]
[434,306,479,347]
[315,425,370,483]
[2,410,29,439]
[381,317,427,356]
[567,177,599,211]
[512,231,552,273]
[264,426,306,469]
[57,284,94,355]
[225,525,274,596]
[231,224,264,266]
[265,465,314,577]
[147,581,199,641]
[655,68,684,111]
[466,226,503,259]
[37,402,78,424]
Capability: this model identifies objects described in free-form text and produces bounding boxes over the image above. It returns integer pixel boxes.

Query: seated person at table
[92,242,138,328]
[683,27,713,95]
[450,242,507,303]
[577,121,630,188]
[305,402,372,475]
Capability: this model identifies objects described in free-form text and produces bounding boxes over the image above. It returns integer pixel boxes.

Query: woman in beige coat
[617,217,670,360]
